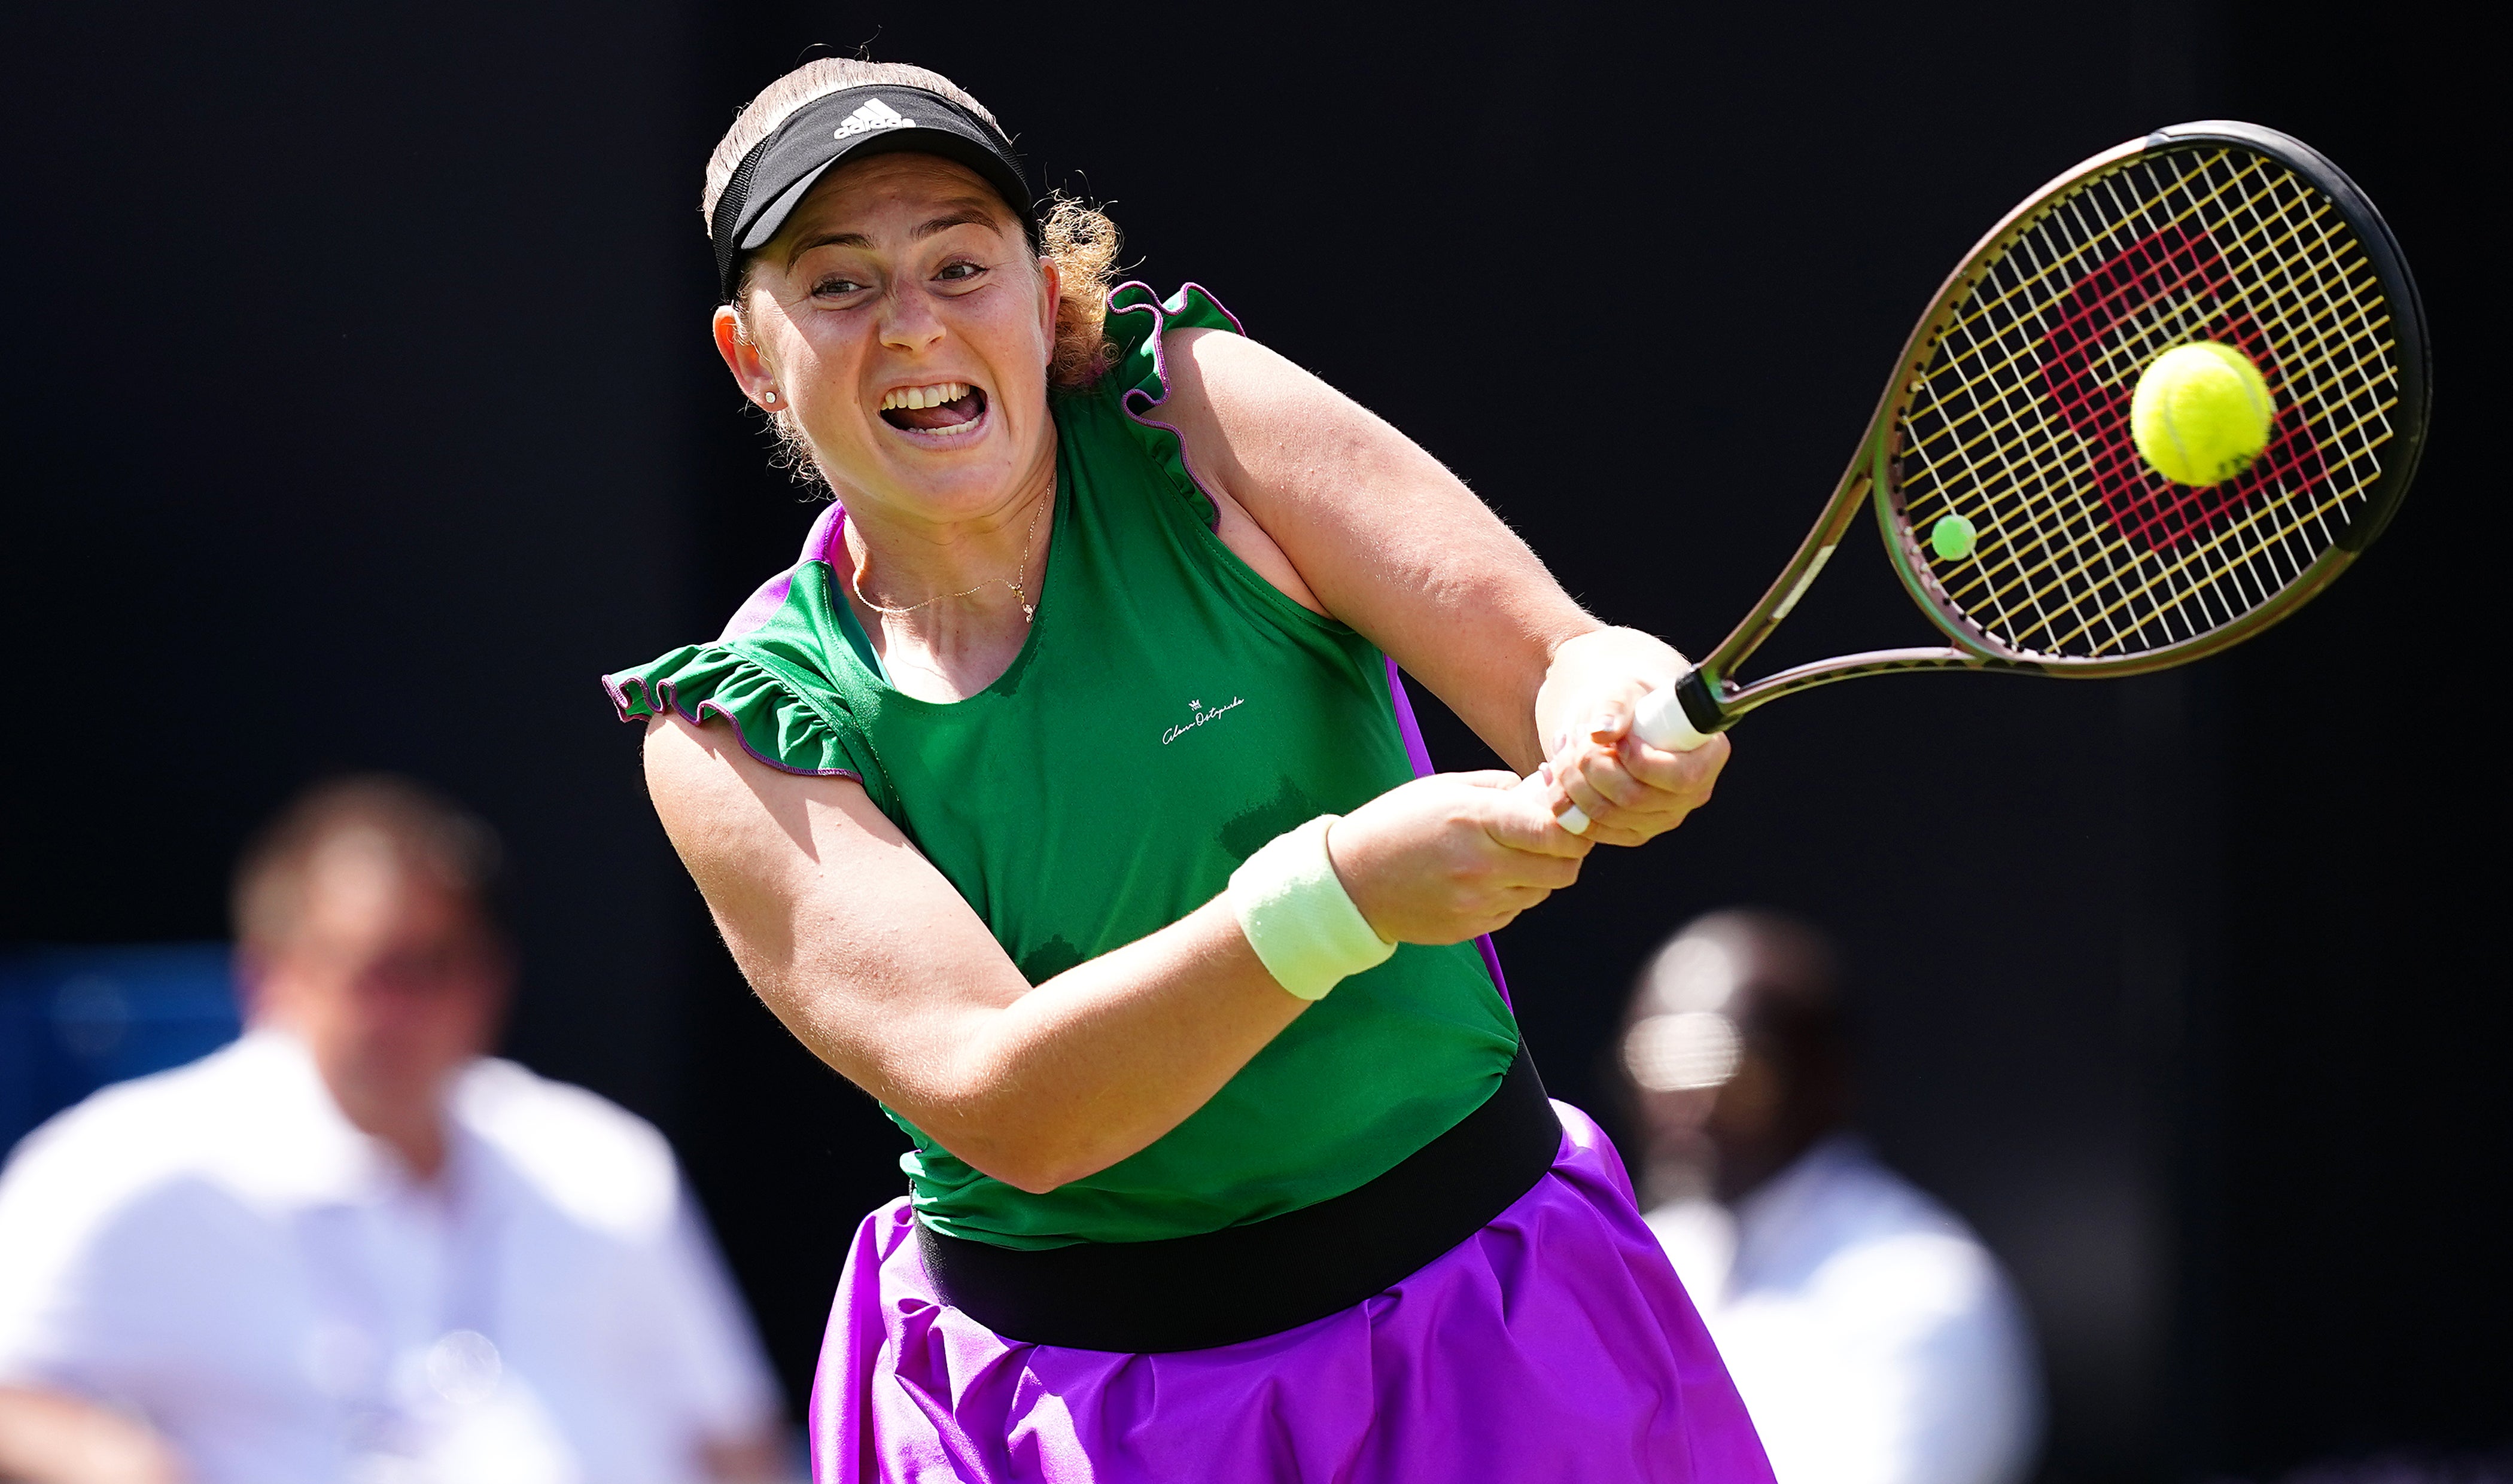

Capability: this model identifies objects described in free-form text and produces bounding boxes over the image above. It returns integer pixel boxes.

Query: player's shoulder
[1157,316,1319,425]
[1793,1139,2018,1318]
[3,1038,269,1187]
[454,1058,685,1241]
[1794,1136,1973,1241]
[0,1037,281,1244]
[454,1056,671,1156]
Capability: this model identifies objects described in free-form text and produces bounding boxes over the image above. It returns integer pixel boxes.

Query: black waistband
[915,1043,1560,1352]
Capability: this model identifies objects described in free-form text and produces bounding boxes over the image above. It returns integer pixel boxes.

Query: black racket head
[1873,121,2430,671]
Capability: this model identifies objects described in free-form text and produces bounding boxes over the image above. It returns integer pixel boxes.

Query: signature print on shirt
[1161,696,1246,746]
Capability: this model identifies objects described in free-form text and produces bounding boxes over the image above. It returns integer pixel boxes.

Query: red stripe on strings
[2032,223,2328,556]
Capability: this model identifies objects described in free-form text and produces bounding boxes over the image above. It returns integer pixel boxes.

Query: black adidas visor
[710,85,1035,303]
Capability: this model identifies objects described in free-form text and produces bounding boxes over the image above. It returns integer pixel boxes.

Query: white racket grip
[1633,679,1714,752]
[1554,676,1714,836]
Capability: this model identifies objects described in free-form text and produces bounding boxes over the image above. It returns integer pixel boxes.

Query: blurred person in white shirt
[1625,909,2044,1484]
[0,776,788,1484]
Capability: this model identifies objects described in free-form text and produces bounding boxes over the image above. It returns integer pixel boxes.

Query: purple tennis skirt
[807,1101,1775,1482]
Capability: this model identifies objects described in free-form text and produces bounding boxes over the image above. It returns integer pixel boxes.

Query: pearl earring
[762,390,778,404]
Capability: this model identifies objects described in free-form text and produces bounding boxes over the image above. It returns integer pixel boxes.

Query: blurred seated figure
[1624,909,2043,1484]
[0,777,787,1484]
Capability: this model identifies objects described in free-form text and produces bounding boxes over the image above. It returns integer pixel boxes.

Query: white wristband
[1227,815,1397,1001]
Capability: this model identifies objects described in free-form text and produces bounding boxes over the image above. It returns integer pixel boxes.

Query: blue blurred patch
[0,944,241,1158]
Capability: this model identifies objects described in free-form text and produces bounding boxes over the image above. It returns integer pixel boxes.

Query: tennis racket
[1566,119,2429,830]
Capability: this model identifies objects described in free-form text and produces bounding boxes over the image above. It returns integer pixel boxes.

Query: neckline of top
[810,466,1068,709]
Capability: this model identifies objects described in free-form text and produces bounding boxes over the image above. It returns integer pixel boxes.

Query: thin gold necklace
[849,486,1051,624]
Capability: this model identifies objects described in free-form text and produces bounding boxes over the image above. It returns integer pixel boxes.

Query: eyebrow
[784,199,1014,264]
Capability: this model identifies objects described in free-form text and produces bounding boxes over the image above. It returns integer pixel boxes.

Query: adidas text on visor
[710,85,1036,303]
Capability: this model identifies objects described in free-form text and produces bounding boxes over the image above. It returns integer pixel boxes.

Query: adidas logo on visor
[833,97,917,141]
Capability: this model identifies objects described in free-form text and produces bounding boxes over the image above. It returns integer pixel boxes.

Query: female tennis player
[607,57,1769,1483]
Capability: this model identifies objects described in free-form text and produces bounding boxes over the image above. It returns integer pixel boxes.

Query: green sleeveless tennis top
[604,284,1520,1250]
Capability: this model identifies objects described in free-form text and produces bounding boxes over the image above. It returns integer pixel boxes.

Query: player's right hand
[1327,772,1592,945]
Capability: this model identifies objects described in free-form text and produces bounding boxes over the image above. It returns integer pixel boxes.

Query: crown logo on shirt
[833,97,917,141]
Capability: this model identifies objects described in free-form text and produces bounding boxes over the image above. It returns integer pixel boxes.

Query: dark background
[2,2,2500,1479]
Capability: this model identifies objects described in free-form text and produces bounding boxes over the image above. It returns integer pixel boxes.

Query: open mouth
[880,381,988,439]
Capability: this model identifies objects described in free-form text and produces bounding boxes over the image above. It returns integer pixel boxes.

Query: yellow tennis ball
[2130,342,2274,487]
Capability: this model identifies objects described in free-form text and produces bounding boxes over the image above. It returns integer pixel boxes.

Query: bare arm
[1160,327,1730,844]
[644,717,1583,1193]
[0,1387,182,1484]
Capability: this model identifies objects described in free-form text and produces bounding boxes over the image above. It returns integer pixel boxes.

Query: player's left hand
[1538,675,1730,848]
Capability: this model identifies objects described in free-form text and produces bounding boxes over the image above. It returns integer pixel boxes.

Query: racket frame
[1664,121,2430,740]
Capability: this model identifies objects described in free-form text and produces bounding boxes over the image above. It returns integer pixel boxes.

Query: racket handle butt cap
[1633,682,1713,752]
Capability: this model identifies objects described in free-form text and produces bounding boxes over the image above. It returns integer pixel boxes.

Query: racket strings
[1916,154,2383,654]
[2013,175,2362,614]
[1938,160,2342,648]
[1893,145,2403,660]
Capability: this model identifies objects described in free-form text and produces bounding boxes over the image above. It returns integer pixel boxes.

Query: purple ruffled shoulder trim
[719,502,849,644]
[600,501,865,781]
[601,669,863,782]
[1102,282,1246,526]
